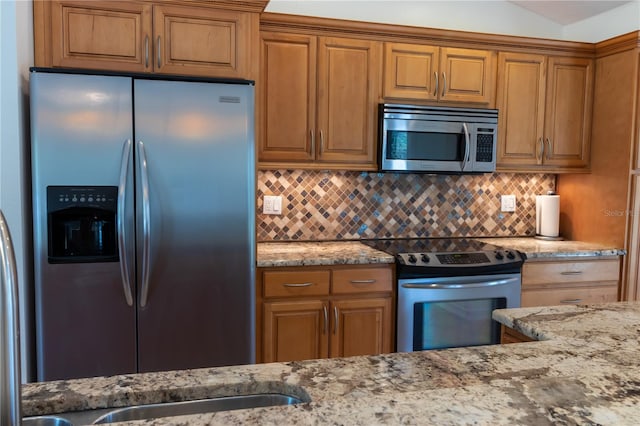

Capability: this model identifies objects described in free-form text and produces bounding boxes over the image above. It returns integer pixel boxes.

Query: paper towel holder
[534,190,564,241]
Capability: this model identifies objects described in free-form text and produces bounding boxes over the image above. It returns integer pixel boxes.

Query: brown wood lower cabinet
[500,325,535,344]
[521,257,620,307]
[257,265,394,363]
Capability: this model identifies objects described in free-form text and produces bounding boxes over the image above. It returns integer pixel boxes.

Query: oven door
[397,274,521,352]
[380,118,474,173]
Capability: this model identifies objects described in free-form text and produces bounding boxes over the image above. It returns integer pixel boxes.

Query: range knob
[506,251,516,260]
[420,254,430,263]
[495,251,504,260]
[408,254,417,264]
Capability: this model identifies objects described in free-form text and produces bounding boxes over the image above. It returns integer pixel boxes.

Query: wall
[0,0,34,381]
[257,170,555,241]
[564,1,640,42]
[265,0,565,40]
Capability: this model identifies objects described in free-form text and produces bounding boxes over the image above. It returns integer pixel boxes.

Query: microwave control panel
[476,133,495,163]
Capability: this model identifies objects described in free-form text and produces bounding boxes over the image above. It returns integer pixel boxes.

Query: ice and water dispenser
[47,186,119,263]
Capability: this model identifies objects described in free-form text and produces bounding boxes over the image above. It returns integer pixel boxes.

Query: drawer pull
[282,282,313,288]
[560,271,583,275]
[560,299,582,304]
[350,279,377,284]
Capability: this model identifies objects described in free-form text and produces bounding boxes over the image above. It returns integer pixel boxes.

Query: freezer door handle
[138,141,152,308]
[117,140,134,307]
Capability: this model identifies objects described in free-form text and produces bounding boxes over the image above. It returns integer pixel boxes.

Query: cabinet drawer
[263,270,330,298]
[521,284,618,307]
[523,259,619,286]
[332,267,393,294]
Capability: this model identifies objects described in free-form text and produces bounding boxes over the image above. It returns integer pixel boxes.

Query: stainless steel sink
[22,416,73,426]
[92,393,304,424]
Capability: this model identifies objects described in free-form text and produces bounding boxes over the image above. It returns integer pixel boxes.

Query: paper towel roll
[536,194,560,237]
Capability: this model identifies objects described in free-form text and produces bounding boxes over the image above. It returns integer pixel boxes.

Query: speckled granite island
[22,301,640,425]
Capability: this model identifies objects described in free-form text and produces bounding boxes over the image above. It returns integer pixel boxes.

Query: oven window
[386,130,463,161]
[412,298,506,351]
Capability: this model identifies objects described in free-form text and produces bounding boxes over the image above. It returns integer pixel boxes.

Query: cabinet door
[263,300,328,363]
[383,43,439,101]
[329,298,392,358]
[258,32,317,163]
[50,0,152,72]
[316,37,381,167]
[543,57,593,169]
[439,47,494,104]
[495,52,546,169]
[153,5,251,78]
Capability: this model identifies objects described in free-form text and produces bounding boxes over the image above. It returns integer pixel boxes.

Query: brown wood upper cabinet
[496,52,594,172]
[258,32,382,170]
[37,0,255,79]
[383,43,495,105]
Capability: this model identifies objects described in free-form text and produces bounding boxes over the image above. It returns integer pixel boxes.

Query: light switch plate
[501,195,516,212]
[263,195,282,215]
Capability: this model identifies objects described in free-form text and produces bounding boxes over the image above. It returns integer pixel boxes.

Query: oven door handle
[401,278,514,290]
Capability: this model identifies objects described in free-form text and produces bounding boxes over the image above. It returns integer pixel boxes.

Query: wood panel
[263,300,328,363]
[543,56,593,168]
[330,298,392,358]
[495,52,546,168]
[258,32,317,162]
[154,4,251,78]
[332,267,393,294]
[383,43,438,100]
[557,50,637,245]
[316,36,381,166]
[50,0,152,72]
[263,269,330,298]
[439,47,494,104]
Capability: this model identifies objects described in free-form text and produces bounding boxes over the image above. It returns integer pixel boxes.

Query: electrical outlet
[263,195,282,215]
[501,195,516,212]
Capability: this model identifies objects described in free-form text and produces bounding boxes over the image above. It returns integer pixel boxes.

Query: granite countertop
[23,301,640,425]
[257,238,625,267]
[256,241,395,267]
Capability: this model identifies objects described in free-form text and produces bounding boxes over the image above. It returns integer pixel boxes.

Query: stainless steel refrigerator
[30,69,255,381]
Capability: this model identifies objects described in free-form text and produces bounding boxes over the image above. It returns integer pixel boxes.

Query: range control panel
[397,250,521,267]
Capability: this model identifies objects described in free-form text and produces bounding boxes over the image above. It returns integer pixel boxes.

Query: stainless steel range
[362,238,525,352]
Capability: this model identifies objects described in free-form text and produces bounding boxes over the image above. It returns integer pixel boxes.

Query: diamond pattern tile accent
[257,170,556,241]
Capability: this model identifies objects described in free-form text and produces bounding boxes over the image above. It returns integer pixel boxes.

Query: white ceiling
[508,0,632,24]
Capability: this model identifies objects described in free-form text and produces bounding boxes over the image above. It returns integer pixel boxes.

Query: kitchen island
[23,301,640,425]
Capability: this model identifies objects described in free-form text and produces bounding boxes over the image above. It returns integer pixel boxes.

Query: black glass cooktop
[360,238,505,255]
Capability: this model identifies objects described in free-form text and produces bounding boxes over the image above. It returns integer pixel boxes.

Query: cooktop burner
[361,238,525,278]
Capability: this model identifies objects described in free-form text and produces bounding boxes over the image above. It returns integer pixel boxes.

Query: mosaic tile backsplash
[257,170,556,241]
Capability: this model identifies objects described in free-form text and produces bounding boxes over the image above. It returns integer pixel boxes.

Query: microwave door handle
[462,123,470,171]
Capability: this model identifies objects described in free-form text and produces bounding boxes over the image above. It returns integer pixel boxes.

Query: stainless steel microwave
[378,104,498,174]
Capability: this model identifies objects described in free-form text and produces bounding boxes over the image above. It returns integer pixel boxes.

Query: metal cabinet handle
[156,36,161,69]
[319,130,325,154]
[138,141,152,307]
[462,122,470,171]
[546,137,552,160]
[323,305,328,334]
[560,299,582,304]
[282,282,313,288]
[117,139,134,306]
[350,279,376,284]
[0,210,20,426]
[441,72,447,97]
[433,71,438,97]
[310,129,315,155]
[560,271,583,276]
[536,137,544,164]
[333,306,338,335]
[144,35,149,69]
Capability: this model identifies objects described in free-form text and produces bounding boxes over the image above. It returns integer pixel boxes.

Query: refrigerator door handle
[117,139,134,307]
[138,140,152,308]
